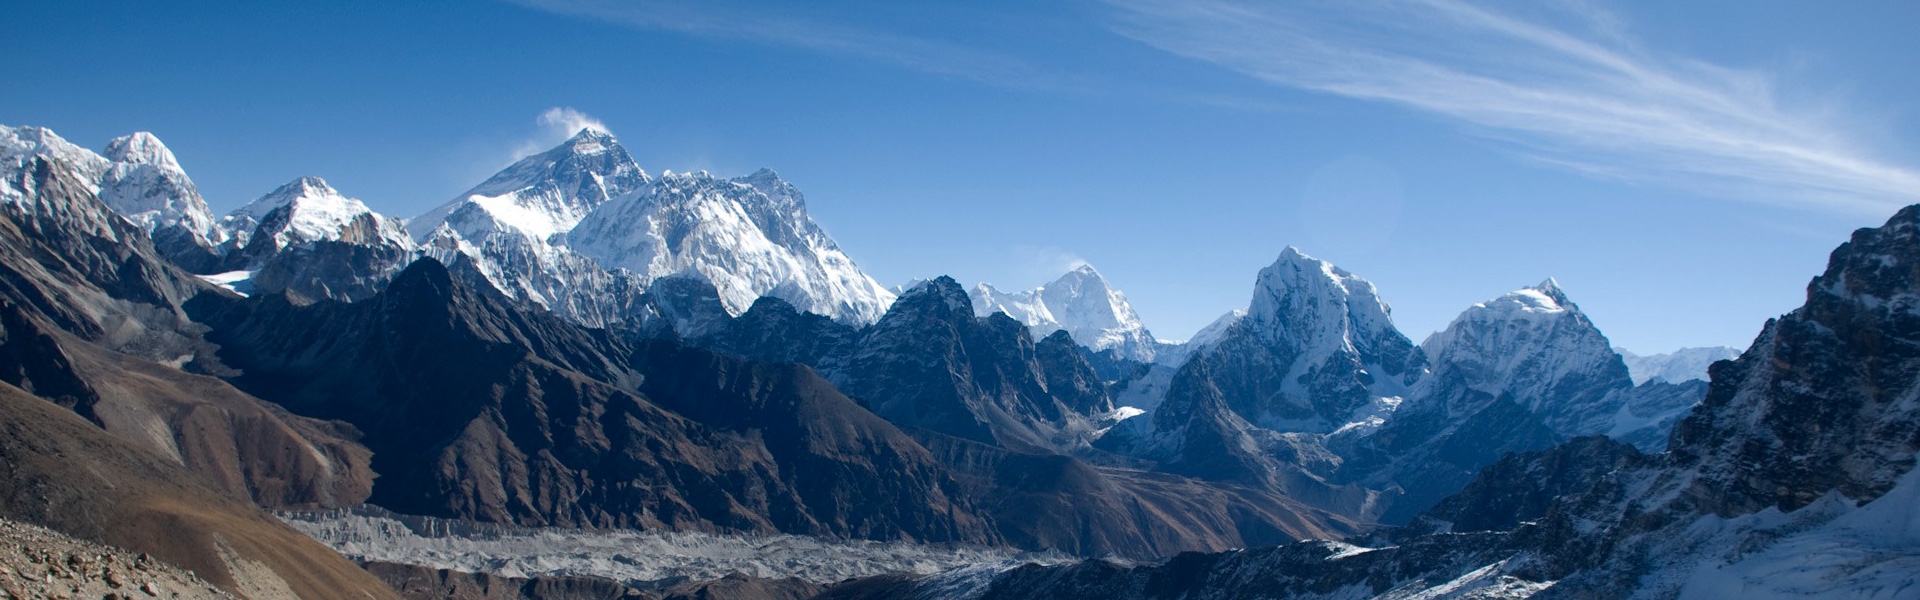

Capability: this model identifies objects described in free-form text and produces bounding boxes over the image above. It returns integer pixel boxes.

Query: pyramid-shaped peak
[234,176,355,220]
[1492,278,1575,314]
[1531,277,1568,300]
[562,127,618,152]
[1254,246,1365,298]
[895,275,973,314]
[274,176,338,198]
[101,131,180,169]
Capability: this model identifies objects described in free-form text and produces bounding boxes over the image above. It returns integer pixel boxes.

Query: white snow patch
[1667,467,1920,599]
[197,270,256,297]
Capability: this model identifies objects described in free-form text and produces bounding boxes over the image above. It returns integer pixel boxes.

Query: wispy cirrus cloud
[1103,0,1920,214]
[505,0,1076,92]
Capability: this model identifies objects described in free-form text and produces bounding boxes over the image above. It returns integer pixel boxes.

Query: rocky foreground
[0,518,236,600]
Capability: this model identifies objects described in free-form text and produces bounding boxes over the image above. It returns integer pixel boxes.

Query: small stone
[104,570,122,588]
[139,581,159,596]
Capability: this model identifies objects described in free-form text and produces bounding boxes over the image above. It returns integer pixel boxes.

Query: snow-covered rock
[1617,346,1741,384]
[971,264,1158,362]
[877,203,1920,600]
[1416,279,1631,438]
[408,128,646,245]
[0,125,109,190]
[406,130,895,328]
[565,168,895,325]
[2,125,225,268]
[228,176,409,252]
[1099,247,1422,498]
[97,132,224,247]
[1210,247,1426,431]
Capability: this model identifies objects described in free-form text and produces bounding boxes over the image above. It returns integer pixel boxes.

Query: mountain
[187,258,996,543]
[227,176,410,252]
[830,277,1117,451]
[970,265,1159,362]
[1617,345,1741,384]
[847,203,1920,600]
[564,167,895,325]
[1415,279,1627,437]
[695,279,1369,559]
[408,128,646,244]
[407,129,895,329]
[3,124,227,270]
[0,149,401,598]
[1354,279,1709,520]
[1100,248,1423,480]
[408,128,655,328]
[216,176,419,302]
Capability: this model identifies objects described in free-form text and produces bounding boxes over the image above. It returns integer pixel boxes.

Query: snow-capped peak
[1246,247,1402,355]
[1473,278,1575,319]
[235,176,340,219]
[1417,279,1631,434]
[2,125,222,246]
[228,176,407,251]
[407,128,649,242]
[1,124,110,186]
[564,168,896,324]
[101,132,181,171]
[969,263,1158,361]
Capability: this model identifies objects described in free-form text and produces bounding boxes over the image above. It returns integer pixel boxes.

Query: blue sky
[4,1,1916,352]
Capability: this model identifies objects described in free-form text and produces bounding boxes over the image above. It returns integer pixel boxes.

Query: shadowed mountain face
[0,152,393,597]
[694,279,1371,558]
[0,159,373,509]
[837,204,1920,600]
[188,258,997,544]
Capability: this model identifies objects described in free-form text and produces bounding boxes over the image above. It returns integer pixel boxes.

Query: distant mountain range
[2,121,1910,600]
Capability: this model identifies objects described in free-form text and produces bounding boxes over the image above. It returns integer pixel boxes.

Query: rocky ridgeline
[0,518,234,600]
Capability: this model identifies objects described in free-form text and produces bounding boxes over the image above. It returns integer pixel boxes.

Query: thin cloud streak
[506,0,1081,93]
[1104,0,1920,214]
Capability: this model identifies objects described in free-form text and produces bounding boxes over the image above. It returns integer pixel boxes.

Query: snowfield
[281,507,1068,586]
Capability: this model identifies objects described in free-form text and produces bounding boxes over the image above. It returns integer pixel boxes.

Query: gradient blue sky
[5,1,1917,352]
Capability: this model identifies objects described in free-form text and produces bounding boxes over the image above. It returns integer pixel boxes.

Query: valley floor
[282,507,1070,588]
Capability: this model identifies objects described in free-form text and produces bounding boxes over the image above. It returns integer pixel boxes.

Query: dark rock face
[1407,436,1642,535]
[244,236,416,304]
[1666,205,1920,516]
[703,277,1115,454]
[842,205,1920,600]
[190,258,997,544]
[697,295,857,369]
[693,282,1370,559]
[1036,331,1114,417]
[0,156,207,354]
[0,153,375,510]
[1350,391,1563,524]
[835,278,1094,451]
[913,432,1362,560]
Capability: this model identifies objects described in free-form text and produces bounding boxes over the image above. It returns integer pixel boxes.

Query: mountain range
[2,120,1910,600]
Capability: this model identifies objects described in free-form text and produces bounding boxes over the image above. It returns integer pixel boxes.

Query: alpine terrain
[0,118,1910,600]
